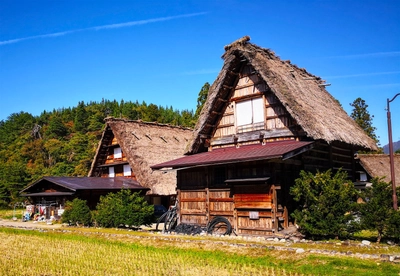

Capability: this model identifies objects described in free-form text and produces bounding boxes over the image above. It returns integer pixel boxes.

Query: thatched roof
[357,154,400,186]
[187,36,378,154]
[89,118,192,195]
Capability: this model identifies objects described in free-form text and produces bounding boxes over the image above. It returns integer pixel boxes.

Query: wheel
[207,216,232,235]
[164,211,178,232]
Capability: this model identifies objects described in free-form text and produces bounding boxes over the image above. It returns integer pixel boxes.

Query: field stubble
[0,227,399,276]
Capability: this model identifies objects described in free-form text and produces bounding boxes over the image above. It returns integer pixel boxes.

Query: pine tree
[195,82,210,119]
[350,98,378,143]
[74,101,88,132]
[290,170,359,239]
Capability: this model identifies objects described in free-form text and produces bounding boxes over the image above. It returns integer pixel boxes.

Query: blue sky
[0,0,399,146]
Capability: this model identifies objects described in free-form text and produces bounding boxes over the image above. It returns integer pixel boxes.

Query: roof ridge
[105,117,193,130]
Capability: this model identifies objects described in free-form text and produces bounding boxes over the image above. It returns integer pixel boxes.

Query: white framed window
[123,164,132,176]
[236,98,264,133]
[236,98,264,126]
[114,147,122,159]
[108,167,115,177]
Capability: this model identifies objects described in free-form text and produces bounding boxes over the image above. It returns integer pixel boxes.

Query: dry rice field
[0,227,399,276]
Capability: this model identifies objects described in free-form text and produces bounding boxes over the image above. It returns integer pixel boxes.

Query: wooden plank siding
[178,186,281,235]
[176,141,356,236]
[302,141,356,179]
[177,166,286,235]
[212,64,297,148]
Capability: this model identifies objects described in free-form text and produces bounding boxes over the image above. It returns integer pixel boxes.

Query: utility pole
[387,93,400,210]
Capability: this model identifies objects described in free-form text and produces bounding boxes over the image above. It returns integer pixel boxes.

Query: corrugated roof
[152,140,313,169]
[20,192,75,197]
[21,177,147,194]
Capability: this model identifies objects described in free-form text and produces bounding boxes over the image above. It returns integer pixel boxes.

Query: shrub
[358,178,399,243]
[290,170,359,239]
[61,198,92,226]
[94,189,153,228]
[386,210,400,242]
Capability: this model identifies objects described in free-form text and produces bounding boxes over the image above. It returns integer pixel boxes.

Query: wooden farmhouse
[152,36,378,236]
[354,154,400,189]
[88,118,192,207]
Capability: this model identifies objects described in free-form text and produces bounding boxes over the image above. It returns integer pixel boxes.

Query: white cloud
[0,12,208,46]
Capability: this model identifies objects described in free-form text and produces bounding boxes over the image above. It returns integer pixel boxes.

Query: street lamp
[387,92,400,210]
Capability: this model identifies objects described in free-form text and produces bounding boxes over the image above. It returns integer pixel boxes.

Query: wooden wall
[177,161,294,235]
[178,184,286,235]
[213,64,296,144]
[176,141,356,236]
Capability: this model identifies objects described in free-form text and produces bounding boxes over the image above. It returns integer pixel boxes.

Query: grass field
[0,227,399,276]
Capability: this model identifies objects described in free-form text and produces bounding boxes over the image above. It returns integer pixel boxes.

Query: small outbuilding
[354,154,400,189]
[20,176,148,218]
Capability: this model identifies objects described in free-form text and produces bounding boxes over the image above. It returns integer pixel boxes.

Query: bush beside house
[61,198,92,226]
[94,189,153,228]
[291,170,400,242]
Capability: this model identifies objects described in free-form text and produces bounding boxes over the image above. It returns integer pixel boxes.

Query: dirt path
[0,218,162,231]
[0,219,62,229]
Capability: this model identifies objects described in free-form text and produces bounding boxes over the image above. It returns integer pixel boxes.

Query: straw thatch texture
[357,154,400,186]
[187,36,378,154]
[89,118,192,195]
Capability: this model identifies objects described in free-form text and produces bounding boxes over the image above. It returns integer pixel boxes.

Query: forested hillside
[0,99,196,207]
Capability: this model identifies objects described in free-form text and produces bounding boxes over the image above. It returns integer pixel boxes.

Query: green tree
[358,178,396,243]
[74,101,88,132]
[61,198,92,226]
[386,209,400,242]
[0,112,36,145]
[290,170,359,239]
[45,115,68,139]
[180,109,195,127]
[94,190,153,228]
[0,161,30,207]
[195,82,210,119]
[0,98,196,205]
[350,98,378,143]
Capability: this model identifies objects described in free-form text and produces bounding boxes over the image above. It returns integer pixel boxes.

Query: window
[123,164,132,176]
[108,167,115,177]
[114,147,122,159]
[236,98,264,132]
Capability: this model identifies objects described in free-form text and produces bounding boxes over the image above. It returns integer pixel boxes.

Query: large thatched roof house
[89,118,192,205]
[152,36,378,236]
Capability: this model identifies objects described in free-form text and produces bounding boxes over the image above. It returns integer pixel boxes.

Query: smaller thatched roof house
[89,118,192,197]
[356,154,400,187]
